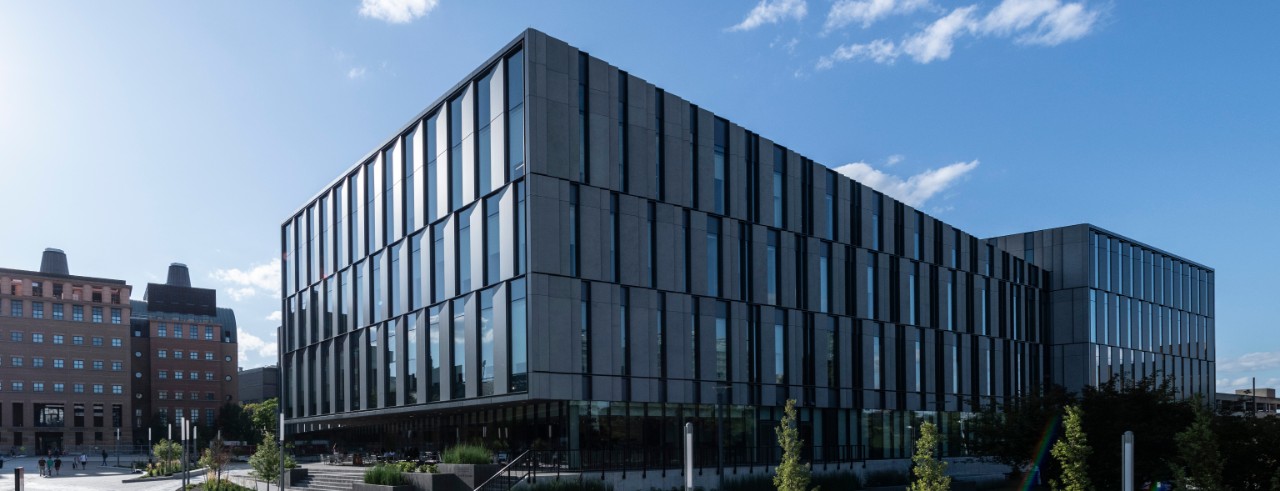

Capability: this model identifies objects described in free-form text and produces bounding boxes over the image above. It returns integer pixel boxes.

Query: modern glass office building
[280,29,1214,462]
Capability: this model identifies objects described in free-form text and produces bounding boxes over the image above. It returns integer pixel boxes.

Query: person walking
[54,457,62,476]
[37,457,46,477]
[101,449,108,466]
[80,452,88,469]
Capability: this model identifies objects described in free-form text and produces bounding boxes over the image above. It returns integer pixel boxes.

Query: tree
[773,399,811,491]
[1170,396,1223,491]
[966,385,1071,476]
[1079,375,1192,487]
[909,421,951,491]
[250,432,282,491]
[248,398,279,441]
[200,436,233,490]
[215,403,253,443]
[1216,411,1280,490]
[152,439,182,475]
[1051,405,1092,491]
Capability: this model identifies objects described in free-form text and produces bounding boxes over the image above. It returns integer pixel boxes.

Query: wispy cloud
[823,0,930,32]
[901,5,978,63]
[729,0,808,32]
[886,154,905,167]
[358,0,439,24]
[238,328,279,365]
[817,0,1101,69]
[833,159,979,208]
[1219,351,1280,373]
[210,258,280,301]
[347,67,367,79]
[771,36,802,54]
[1014,2,1100,45]
[817,39,899,68]
[266,310,282,322]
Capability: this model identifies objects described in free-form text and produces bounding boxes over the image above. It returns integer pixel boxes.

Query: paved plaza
[0,454,229,491]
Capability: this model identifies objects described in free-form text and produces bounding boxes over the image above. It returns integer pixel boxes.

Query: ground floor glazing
[286,400,973,466]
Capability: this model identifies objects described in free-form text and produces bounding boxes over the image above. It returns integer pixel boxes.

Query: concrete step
[290,473,362,491]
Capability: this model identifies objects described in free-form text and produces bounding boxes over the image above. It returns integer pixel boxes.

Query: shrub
[722,474,774,491]
[512,478,613,491]
[442,444,493,465]
[812,471,861,490]
[724,471,861,490]
[864,468,909,486]
[396,461,417,473]
[417,463,438,473]
[199,478,255,491]
[364,464,407,486]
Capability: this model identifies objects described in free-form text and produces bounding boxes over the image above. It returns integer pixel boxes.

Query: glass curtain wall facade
[282,30,1213,463]
[988,225,1215,398]
[281,38,529,443]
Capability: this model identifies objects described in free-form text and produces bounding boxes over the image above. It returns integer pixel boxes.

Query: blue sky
[1,1,1276,391]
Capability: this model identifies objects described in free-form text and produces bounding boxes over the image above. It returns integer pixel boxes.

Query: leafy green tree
[250,432,282,491]
[966,385,1071,476]
[1080,375,1192,487]
[1216,413,1280,490]
[909,421,951,491]
[152,439,182,475]
[1170,396,1223,491]
[248,398,280,440]
[773,399,811,491]
[1051,405,1092,491]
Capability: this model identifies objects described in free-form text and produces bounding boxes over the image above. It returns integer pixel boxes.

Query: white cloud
[210,258,281,302]
[266,310,282,322]
[978,0,1058,35]
[886,154,905,167]
[227,287,257,302]
[1218,351,1280,373]
[347,67,367,79]
[816,0,1101,68]
[833,159,980,208]
[901,6,977,63]
[729,0,808,32]
[359,0,438,24]
[1018,2,1099,45]
[238,329,279,364]
[817,39,899,68]
[824,0,930,31]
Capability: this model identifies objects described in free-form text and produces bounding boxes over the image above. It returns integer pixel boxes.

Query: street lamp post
[115,428,120,466]
[714,384,731,491]
[279,416,286,491]
[906,425,914,458]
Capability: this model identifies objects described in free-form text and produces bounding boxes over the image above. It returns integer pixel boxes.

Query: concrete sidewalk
[0,454,210,491]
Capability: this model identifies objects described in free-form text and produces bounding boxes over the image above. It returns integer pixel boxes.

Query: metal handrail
[474,449,532,491]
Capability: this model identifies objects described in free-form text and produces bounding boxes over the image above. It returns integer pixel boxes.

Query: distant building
[1218,388,1280,417]
[130,262,240,441]
[0,249,133,454]
[239,365,280,404]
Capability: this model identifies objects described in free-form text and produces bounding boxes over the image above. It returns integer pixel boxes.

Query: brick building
[0,249,133,455]
[130,263,239,440]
